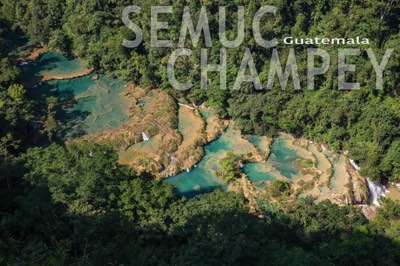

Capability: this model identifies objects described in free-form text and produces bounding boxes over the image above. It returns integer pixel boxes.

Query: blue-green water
[267,135,301,178]
[26,52,130,139]
[166,129,239,198]
[199,109,212,122]
[35,74,130,139]
[243,134,301,184]
[167,131,303,198]
[22,52,87,80]
[245,135,264,149]
[137,99,148,108]
[166,165,226,199]
[243,163,276,183]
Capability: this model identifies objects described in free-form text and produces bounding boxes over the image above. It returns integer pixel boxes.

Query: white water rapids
[350,159,387,205]
[141,132,150,141]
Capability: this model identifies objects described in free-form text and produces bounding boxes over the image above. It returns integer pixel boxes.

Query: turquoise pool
[26,52,130,139]
[22,51,87,80]
[267,134,301,179]
[167,131,304,198]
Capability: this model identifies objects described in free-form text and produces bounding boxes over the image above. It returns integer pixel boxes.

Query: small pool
[267,134,301,178]
[244,134,302,184]
[199,109,212,121]
[245,135,265,149]
[166,136,229,198]
[22,52,87,80]
[243,163,276,184]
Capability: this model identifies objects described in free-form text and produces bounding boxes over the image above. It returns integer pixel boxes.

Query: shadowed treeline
[1,142,399,265]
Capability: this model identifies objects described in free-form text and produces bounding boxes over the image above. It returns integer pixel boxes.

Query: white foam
[141,132,150,141]
[350,159,387,205]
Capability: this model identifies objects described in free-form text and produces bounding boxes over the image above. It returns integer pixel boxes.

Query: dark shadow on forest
[2,183,399,265]
[1,30,34,58]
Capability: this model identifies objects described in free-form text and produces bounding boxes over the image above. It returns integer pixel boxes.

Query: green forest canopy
[1,142,399,264]
[0,0,400,264]
[1,0,398,182]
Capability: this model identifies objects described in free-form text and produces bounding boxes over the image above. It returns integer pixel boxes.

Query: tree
[381,140,400,182]
[7,84,25,101]
[40,96,59,141]
[219,152,243,183]
[23,142,134,214]
[0,58,20,87]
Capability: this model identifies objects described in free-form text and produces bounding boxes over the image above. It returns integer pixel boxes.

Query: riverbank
[20,48,94,84]
[387,184,400,201]
[41,67,94,82]
[18,46,49,62]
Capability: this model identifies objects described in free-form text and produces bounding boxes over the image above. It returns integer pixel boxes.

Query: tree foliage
[0,143,399,264]
[3,0,397,182]
[0,1,400,264]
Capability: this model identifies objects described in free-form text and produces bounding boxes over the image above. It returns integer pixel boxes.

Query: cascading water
[141,132,150,141]
[349,159,360,171]
[350,159,387,205]
[366,178,387,205]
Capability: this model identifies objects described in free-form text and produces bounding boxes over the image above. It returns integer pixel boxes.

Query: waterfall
[349,159,360,170]
[350,159,387,205]
[366,178,387,205]
[141,132,149,141]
